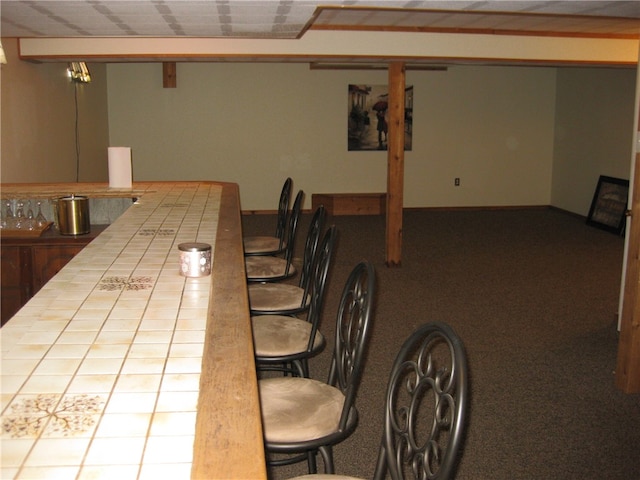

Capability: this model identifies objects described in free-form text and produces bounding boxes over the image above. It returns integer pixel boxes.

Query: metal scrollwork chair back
[286,321,469,480]
[245,190,308,282]
[375,321,469,480]
[244,177,293,256]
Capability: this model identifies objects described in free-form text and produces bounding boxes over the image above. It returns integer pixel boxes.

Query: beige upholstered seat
[289,476,360,480]
[249,283,309,313]
[252,315,324,357]
[245,255,297,280]
[260,261,376,475]
[243,235,284,255]
[260,377,346,443]
[244,177,292,256]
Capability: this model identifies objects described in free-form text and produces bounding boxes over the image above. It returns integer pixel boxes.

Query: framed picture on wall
[586,175,629,235]
[348,84,413,151]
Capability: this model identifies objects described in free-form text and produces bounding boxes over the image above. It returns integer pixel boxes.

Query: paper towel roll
[108,147,132,188]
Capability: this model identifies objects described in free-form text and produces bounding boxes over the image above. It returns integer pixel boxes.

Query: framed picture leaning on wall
[586,175,629,235]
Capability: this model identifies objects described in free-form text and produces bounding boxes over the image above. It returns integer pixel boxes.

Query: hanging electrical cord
[74,81,80,182]
[68,62,90,183]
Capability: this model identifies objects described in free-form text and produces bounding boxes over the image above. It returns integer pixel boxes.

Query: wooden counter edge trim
[191,183,267,480]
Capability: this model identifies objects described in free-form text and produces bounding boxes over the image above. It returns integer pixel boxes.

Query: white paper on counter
[108,147,133,188]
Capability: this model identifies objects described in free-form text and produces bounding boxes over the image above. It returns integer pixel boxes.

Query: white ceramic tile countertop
[1,182,222,479]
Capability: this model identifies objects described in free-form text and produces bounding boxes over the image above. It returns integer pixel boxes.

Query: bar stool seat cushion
[249,284,308,312]
[244,236,284,255]
[245,256,296,280]
[288,476,360,480]
[252,315,324,356]
[260,377,346,443]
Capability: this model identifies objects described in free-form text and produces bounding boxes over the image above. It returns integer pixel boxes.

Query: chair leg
[306,450,318,474]
[372,446,387,480]
[301,358,310,378]
[318,446,335,474]
[293,360,306,378]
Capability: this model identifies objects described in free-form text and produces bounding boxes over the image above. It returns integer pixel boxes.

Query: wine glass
[1,199,13,229]
[14,200,25,229]
[26,200,35,230]
[35,201,48,228]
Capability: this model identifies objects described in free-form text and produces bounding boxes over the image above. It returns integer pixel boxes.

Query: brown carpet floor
[242,207,640,479]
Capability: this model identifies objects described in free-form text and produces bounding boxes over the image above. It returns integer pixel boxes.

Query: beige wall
[0,38,109,184]
[107,62,561,211]
[552,68,637,215]
[2,33,636,215]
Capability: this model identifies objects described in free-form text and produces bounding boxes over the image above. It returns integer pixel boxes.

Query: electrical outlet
[454,177,460,186]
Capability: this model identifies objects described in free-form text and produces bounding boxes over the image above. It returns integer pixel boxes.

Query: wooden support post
[616,152,640,393]
[385,62,405,267]
[163,62,176,88]
[614,40,640,393]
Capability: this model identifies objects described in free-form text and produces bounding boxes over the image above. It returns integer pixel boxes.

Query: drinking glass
[26,200,35,230]
[35,201,48,228]
[14,200,25,229]
[1,199,13,229]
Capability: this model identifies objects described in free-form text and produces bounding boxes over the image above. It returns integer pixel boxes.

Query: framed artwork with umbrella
[348,84,413,151]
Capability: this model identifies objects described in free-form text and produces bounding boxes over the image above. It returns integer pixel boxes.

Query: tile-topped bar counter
[0,182,266,479]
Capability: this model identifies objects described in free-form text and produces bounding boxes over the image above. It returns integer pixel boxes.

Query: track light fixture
[67,62,91,83]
